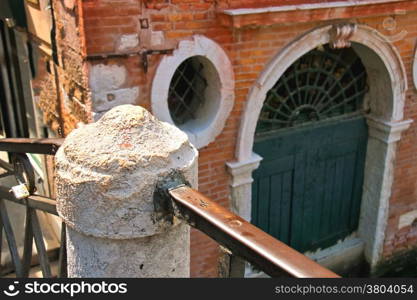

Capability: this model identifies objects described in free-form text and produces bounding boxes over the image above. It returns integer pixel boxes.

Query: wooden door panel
[252,116,368,253]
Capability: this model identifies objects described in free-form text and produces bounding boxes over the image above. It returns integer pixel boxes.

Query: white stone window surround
[413,44,417,90]
[227,24,413,271]
[151,35,235,149]
[222,0,406,16]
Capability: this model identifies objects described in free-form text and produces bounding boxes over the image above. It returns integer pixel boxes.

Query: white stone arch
[151,35,235,149]
[413,44,417,90]
[227,24,412,270]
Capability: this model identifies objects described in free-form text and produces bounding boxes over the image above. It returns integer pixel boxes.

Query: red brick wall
[39,0,417,276]
[384,10,417,255]
[220,0,338,9]
[82,0,141,54]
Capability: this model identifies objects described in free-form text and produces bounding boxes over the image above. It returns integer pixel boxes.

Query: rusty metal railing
[0,138,66,278]
[0,138,64,155]
[167,186,339,278]
[0,138,339,278]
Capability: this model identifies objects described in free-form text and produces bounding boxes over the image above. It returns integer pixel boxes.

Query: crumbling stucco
[89,64,139,115]
[117,34,140,52]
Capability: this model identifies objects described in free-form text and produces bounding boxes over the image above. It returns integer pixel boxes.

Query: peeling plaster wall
[89,63,140,120]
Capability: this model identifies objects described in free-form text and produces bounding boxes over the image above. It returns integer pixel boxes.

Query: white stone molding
[226,153,262,221]
[151,35,235,149]
[367,117,413,144]
[222,1,406,16]
[329,23,357,49]
[358,117,412,267]
[229,24,410,270]
[413,44,417,90]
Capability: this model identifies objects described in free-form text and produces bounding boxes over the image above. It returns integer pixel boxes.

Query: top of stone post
[55,105,198,239]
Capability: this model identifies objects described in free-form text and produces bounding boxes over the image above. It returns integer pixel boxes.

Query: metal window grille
[168,57,208,125]
[256,44,368,134]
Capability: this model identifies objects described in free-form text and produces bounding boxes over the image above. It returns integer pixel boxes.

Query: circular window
[168,57,208,125]
[151,36,235,149]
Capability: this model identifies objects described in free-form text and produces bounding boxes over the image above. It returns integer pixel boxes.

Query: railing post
[55,105,198,277]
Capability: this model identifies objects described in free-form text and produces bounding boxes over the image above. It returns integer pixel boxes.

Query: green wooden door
[252,45,368,253]
[252,117,367,252]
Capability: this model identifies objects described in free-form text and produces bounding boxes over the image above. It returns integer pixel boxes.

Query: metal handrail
[0,138,64,155]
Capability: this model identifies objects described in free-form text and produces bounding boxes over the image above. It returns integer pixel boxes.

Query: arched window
[256,45,368,134]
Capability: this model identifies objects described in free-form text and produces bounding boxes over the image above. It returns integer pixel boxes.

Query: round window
[151,36,235,149]
[168,57,208,125]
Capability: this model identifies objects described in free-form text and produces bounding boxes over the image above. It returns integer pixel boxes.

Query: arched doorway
[252,44,369,253]
[227,24,412,270]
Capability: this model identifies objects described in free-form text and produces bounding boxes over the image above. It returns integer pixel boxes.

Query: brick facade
[32,0,417,277]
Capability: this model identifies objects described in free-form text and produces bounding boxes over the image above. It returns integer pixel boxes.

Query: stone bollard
[55,105,198,277]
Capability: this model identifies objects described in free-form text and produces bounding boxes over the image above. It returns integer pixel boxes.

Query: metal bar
[12,153,36,194]
[0,186,57,215]
[87,52,138,60]
[22,206,34,277]
[0,172,14,179]
[168,186,339,278]
[0,158,14,172]
[2,21,28,137]
[0,211,3,274]
[0,22,18,137]
[58,223,67,278]
[0,138,64,155]
[30,209,52,278]
[0,198,23,276]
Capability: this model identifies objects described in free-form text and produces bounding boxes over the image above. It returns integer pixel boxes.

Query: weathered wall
[30,0,92,138]
[53,0,92,135]
[32,0,417,277]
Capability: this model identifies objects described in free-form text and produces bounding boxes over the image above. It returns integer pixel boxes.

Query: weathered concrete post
[55,105,198,277]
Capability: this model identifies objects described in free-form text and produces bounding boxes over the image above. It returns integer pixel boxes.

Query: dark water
[380,266,417,277]
[343,258,417,278]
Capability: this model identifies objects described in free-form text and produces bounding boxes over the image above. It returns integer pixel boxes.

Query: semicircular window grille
[256,44,368,134]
